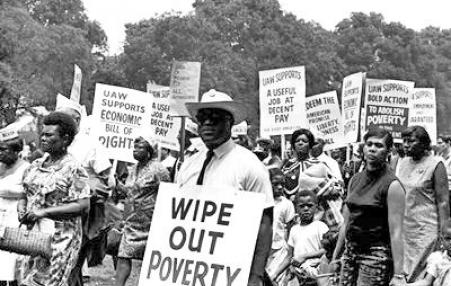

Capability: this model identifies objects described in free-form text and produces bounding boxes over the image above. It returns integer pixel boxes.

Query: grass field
[85,256,142,286]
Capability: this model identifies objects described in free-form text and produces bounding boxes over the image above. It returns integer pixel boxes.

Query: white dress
[0,159,30,281]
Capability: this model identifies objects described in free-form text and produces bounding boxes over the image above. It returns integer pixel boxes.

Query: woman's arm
[433,162,450,234]
[23,198,90,222]
[387,180,406,278]
[332,205,349,262]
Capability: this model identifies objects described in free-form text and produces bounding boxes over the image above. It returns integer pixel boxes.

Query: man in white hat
[177,89,275,286]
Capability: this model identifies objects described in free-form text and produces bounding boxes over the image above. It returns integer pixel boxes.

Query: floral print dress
[117,160,169,259]
[21,153,89,286]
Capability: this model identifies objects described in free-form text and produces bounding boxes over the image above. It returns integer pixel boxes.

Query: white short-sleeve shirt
[176,138,274,208]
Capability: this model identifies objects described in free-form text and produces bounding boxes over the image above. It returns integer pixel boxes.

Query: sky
[82,0,451,55]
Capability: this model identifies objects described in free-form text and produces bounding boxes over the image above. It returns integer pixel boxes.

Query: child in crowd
[266,168,296,278]
[271,190,329,285]
[407,223,451,286]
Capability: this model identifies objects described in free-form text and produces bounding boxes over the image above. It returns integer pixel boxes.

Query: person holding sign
[397,126,451,282]
[114,136,170,286]
[0,128,30,285]
[177,89,274,286]
[19,112,90,286]
[332,127,406,286]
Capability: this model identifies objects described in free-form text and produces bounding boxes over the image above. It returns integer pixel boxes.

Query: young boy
[271,190,329,283]
[408,223,451,286]
[266,168,296,278]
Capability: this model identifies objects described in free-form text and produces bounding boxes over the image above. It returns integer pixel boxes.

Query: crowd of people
[1,88,451,286]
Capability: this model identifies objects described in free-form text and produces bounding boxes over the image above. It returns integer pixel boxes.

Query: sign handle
[108,159,118,193]
[179,116,186,162]
[281,135,286,160]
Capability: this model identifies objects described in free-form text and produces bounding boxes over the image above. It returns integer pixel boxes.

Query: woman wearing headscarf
[397,126,450,282]
[0,130,29,285]
[18,112,90,286]
[114,137,170,286]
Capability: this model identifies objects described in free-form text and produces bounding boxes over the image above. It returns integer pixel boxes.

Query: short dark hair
[438,135,451,144]
[2,138,24,152]
[294,190,318,204]
[42,112,77,145]
[134,137,154,157]
[363,126,393,150]
[290,128,315,149]
[268,167,284,180]
[401,125,431,151]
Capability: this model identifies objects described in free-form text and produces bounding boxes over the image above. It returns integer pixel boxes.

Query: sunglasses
[196,111,231,125]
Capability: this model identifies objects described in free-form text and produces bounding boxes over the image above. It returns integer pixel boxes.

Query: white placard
[139,183,265,286]
[91,83,152,162]
[232,121,248,136]
[306,90,345,149]
[259,66,307,137]
[70,64,82,103]
[409,88,437,145]
[341,72,363,143]
[364,79,414,140]
[169,61,201,116]
[147,83,181,151]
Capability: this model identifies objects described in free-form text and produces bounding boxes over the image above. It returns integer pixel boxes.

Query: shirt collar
[212,138,235,159]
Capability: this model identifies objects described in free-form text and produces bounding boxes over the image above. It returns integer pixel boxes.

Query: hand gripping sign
[139,183,265,286]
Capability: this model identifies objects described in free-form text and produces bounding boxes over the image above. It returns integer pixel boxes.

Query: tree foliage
[0,0,106,126]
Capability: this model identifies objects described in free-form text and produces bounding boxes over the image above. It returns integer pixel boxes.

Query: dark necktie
[196,149,214,185]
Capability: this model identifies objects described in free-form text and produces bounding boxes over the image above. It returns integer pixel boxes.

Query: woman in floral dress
[18,112,90,286]
[114,137,170,286]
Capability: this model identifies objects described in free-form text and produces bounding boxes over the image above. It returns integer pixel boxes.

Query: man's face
[437,137,447,154]
[196,108,232,149]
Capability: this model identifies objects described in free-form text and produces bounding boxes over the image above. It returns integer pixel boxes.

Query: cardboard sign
[139,183,265,286]
[56,93,82,115]
[364,79,414,140]
[91,83,152,162]
[147,83,182,151]
[169,61,201,116]
[0,128,19,142]
[70,64,82,103]
[231,121,248,136]
[341,72,364,143]
[306,91,345,149]
[409,88,437,145]
[259,66,307,136]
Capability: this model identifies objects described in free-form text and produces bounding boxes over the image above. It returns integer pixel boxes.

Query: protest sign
[259,66,307,137]
[231,121,248,136]
[56,93,82,115]
[139,183,265,286]
[70,64,82,103]
[147,83,182,151]
[306,91,345,149]
[0,127,18,141]
[169,61,201,116]
[91,83,152,162]
[409,88,437,145]
[364,79,414,140]
[341,72,363,143]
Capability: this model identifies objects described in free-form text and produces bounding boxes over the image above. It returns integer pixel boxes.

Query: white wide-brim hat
[185,89,246,124]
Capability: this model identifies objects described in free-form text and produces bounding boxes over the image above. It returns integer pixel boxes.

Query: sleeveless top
[397,153,442,278]
[345,164,398,250]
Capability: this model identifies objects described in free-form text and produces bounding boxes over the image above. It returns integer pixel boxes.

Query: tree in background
[120,0,344,135]
[0,0,106,126]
